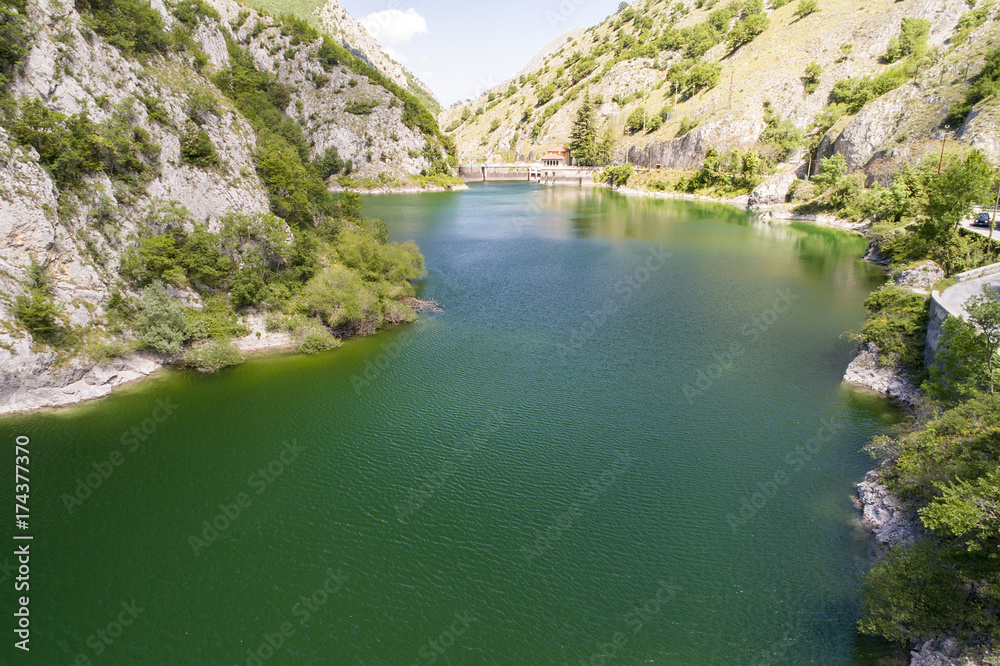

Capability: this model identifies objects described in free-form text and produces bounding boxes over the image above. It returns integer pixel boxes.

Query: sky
[338,0,623,107]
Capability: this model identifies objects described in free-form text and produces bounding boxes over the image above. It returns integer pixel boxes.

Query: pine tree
[570,94,598,166]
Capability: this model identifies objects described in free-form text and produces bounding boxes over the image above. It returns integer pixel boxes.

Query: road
[962,209,1000,240]
[939,271,1000,318]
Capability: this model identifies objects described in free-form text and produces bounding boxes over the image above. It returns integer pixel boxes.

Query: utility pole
[937,136,946,174]
[991,180,1000,246]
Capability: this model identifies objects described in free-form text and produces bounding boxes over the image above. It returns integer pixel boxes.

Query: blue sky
[338,0,623,107]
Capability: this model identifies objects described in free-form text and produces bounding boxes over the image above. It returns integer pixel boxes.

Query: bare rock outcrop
[896,261,945,291]
[748,171,796,208]
[856,470,921,547]
[844,342,919,405]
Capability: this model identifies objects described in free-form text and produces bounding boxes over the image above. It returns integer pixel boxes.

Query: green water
[2,184,904,665]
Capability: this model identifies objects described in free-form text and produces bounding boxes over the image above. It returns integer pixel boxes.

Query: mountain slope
[315,0,440,115]
[441,0,1000,173]
[0,0,449,412]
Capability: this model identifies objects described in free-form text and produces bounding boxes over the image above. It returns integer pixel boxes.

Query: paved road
[962,210,1000,240]
[939,271,1000,318]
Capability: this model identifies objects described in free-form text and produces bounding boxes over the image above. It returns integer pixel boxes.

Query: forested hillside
[0,0,451,410]
[441,0,999,177]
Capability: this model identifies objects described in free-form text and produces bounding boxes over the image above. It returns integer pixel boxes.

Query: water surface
[1,184,903,664]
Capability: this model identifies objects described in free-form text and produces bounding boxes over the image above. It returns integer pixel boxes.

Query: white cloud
[361,8,428,44]
[383,45,408,64]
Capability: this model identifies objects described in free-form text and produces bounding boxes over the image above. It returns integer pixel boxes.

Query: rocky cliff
[441,0,1000,174]
[0,0,447,414]
[315,0,439,115]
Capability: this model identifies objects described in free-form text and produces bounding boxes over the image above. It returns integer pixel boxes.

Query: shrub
[677,116,700,136]
[184,339,243,372]
[625,106,649,134]
[604,164,634,188]
[536,84,556,106]
[792,0,819,19]
[136,281,188,354]
[345,100,378,115]
[0,0,30,88]
[180,126,220,167]
[856,283,929,372]
[802,62,822,94]
[312,146,344,179]
[883,18,930,64]
[173,0,219,26]
[13,262,62,342]
[859,540,971,644]
[296,330,341,354]
[76,0,170,56]
[302,265,380,329]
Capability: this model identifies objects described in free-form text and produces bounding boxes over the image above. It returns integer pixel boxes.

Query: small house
[540,145,571,166]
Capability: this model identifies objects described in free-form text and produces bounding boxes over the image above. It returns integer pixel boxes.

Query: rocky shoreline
[0,301,440,418]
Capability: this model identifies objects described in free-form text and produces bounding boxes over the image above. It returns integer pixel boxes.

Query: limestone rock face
[315,0,437,106]
[959,103,1000,165]
[748,172,796,208]
[896,261,945,290]
[844,342,918,405]
[856,470,921,547]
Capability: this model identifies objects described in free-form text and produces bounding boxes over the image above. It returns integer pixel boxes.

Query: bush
[345,100,379,115]
[136,281,188,354]
[13,262,62,342]
[883,18,930,64]
[312,146,344,179]
[859,540,971,644]
[677,116,700,136]
[792,0,819,19]
[184,339,243,372]
[296,330,342,354]
[603,164,634,188]
[857,283,929,372]
[0,0,30,88]
[77,0,170,56]
[302,265,380,329]
[802,61,822,94]
[180,126,220,168]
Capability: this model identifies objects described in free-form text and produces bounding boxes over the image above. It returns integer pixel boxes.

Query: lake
[0,183,903,664]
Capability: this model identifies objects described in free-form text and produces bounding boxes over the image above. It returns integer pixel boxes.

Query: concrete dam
[458,164,602,186]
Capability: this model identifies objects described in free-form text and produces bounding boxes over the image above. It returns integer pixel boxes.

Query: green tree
[792,0,819,19]
[965,291,1000,394]
[595,131,616,165]
[920,151,993,251]
[859,540,970,643]
[136,281,188,354]
[688,61,722,93]
[536,84,556,106]
[802,61,822,94]
[13,261,62,342]
[569,94,599,165]
[625,106,648,135]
